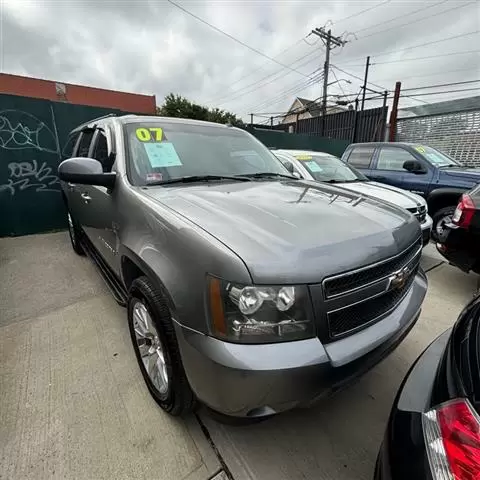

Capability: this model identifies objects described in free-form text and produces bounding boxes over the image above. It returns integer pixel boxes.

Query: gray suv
[58,114,427,419]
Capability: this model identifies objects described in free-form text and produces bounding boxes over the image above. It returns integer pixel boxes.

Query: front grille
[407,206,427,223]
[323,238,422,298]
[327,265,418,338]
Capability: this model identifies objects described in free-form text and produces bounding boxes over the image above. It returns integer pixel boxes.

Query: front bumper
[420,214,432,246]
[174,271,428,417]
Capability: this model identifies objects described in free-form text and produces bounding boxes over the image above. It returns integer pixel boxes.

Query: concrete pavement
[0,232,221,480]
[1,235,478,480]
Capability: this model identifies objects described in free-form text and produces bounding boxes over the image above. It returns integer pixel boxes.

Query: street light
[327,78,352,87]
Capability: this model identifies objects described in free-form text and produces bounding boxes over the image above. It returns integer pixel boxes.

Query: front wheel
[431,206,455,242]
[127,276,195,416]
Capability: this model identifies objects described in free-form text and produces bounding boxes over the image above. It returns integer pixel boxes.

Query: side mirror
[403,160,426,174]
[283,160,295,174]
[58,157,116,188]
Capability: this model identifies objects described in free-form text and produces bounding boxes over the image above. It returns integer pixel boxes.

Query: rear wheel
[67,212,84,255]
[432,206,455,242]
[127,276,195,416]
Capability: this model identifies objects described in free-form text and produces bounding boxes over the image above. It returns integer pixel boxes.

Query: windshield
[293,153,367,182]
[414,145,459,167]
[124,122,289,186]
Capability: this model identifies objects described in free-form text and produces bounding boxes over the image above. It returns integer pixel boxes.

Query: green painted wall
[0,94,128,237]
[0,95,352,237]
[246,127,351,158]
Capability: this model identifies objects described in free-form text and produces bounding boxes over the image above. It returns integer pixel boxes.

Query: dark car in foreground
[437,184,480,275]
[341,142,480,241]
[58,114,427,419]
[376,294,480,479]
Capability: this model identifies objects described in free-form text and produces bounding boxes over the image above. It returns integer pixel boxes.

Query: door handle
[67,182,76,191]
[81,193,92,204]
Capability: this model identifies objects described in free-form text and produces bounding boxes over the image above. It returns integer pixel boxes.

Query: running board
[80,235,128,307]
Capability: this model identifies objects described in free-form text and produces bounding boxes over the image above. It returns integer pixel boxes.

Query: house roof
[398,95,480,118]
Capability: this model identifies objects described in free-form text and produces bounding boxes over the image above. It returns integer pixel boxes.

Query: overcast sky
[1,0,479,121]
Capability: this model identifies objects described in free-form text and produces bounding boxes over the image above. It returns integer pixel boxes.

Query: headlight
[207,276,314,343]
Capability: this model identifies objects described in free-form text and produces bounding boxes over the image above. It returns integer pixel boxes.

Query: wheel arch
[427,188,466,215]
[120,247,177,315]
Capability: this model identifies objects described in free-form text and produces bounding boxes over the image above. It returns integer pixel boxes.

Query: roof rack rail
[75,113,118,131]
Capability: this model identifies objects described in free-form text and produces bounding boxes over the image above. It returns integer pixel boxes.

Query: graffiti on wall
[0,160,60,195]
[0,109,61,195]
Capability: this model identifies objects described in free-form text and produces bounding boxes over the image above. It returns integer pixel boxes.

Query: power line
[369,30,480,59]
[331,64,387,91]
[353,0,449,36]
[216,51,320,107]
[340,30,480,66]
[365,86,480,101]
[401,79,480,92]
[205,36,308,103]
[356,1,476,42]
[374,67,479,84]
[167,0,311,78]
[244,73,323,113]
[368,49,480,66]
[327,0,392,26]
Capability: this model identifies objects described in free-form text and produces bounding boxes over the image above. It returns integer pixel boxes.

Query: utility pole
[389,82,402,142]
[361,56,370,111]
[311,27,347,133]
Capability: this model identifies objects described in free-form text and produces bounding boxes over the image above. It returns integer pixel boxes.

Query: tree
[157,94,243,127]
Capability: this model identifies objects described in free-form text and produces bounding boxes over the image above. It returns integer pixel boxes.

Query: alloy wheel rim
[132,301,169,395]
[436,214,452,236]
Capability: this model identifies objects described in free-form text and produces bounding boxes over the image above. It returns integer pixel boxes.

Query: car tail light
[423,398,480,479]
[452,194,475,228]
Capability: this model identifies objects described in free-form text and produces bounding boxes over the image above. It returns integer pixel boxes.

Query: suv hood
[337,181,425,209]
[441,167,480,185]
[142,180,420,283]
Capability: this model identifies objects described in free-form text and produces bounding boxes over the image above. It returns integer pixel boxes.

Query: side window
[91,130,113,172]
[62,132,80,159]
[377,147,417,171]
[77,130,95,157]
[347,147,374,168]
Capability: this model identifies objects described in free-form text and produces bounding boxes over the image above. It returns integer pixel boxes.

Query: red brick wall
[0,73,156,114]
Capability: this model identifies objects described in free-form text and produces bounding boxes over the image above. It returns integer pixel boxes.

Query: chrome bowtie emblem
[389,266,411,290]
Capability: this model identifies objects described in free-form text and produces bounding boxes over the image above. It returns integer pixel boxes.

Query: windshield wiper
[324,179,362,184]
[150,175,252,186]
[237,172,298,180]
[438,164,459,168]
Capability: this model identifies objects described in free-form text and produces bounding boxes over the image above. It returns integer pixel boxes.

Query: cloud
[1,0,479,121]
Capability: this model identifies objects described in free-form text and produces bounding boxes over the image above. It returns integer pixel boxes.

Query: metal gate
[396,109,480,166]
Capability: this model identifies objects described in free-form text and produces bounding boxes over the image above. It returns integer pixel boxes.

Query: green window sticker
[305,160,323,172]
[143,142,182,168]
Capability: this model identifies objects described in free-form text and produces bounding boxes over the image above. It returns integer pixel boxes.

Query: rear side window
[77,131,95,157]
[346,147,374,168]
[91,131,114,172]
[62,132,80,159]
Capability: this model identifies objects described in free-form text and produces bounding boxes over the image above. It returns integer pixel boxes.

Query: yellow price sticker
[295,155,313,161]
[135,127,163,142]
[415,146,426,154]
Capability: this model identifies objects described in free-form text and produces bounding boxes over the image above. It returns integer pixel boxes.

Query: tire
[67,211,85,255]
[431,206,455,242]
[128,276,195,416]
